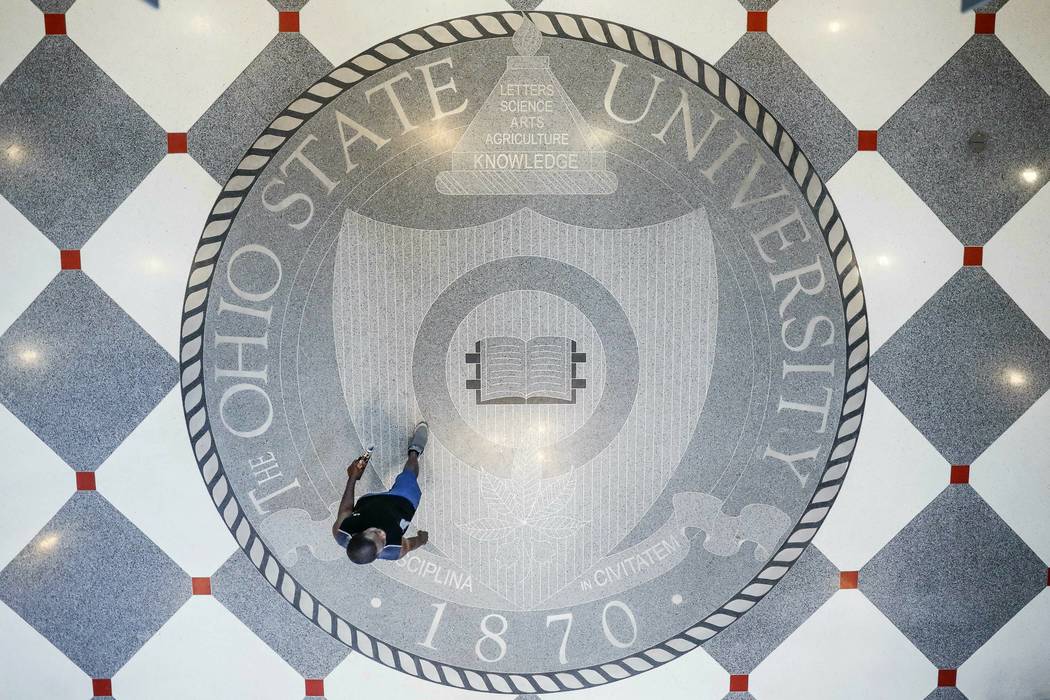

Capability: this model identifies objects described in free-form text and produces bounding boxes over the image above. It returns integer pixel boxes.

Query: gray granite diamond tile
[927,688,969,699]
[717,32,856,181]
[506,0,544,9]
[969,0,1010,12]
[0,272,177,470]
[703,546,839,673]
[212,551,349,677]
[735,0,779,9]
[861,486,1045,668]
[188,32,332,183]
[879,35,1050,245]
[723,694,758,700]
[0,38,165,248]
[0,493,189,677]
[268,0,311,9]
[30,0,76,11]
[871,268,1050,464]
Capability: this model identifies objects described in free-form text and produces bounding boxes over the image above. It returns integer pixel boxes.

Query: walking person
[332,422,430,564]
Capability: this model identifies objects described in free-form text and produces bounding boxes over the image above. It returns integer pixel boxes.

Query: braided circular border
[179,11,869,693]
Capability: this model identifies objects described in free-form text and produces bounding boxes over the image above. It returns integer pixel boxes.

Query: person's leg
[402,451,419,478]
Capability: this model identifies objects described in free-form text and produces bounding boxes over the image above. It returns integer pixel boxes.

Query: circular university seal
[180,12,868,693]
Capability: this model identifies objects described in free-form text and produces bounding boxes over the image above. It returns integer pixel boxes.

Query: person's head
[346,527,386,565]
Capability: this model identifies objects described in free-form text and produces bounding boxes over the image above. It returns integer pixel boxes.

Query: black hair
[347,534,378,564]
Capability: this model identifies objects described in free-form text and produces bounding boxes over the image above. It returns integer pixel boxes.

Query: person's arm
[332,457,367,541]
[398,530,429,559]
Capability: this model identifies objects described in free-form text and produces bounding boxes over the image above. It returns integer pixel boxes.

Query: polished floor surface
[1,0,1049,699]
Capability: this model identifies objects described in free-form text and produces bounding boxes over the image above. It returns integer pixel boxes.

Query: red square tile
[746,11,767,32]
[167,132,188,154]
[963,246,983,266]
[76,471,96,491]
[839,570,859,589]
[44,13,66,35]
[858,130,878,151]
[938,668,958,687]
[279,11,300,32]
[950,464,971,484]
[975,13,995,34]
[729,674,749,692]
[92,678,113,696]
[305,678,325,696]
[60,249,81,270]
[191,577,212,595]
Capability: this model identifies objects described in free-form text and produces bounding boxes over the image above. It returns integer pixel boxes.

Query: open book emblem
[465,336,587,404]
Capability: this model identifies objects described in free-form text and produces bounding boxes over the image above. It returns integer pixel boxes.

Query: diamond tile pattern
[749,591,936,700]
[997,0,1050,94]
[871,268,1050,464]
[0,1,1048,697]
[30,0,76,12]
[827,153,962,351]
[0,194,58,337]
[81,155,221,356]
[95,389,237,576]
[0,494,190,677]
[67,0,276,131]
[112,595,305,700]
[926,689,968,700]
[957,590,1050,699]
[703,546,839,673]
[0,0,42,85]
[211,552,350,678]
[0,401,74,570]
[984,183,1050,337]
[769,0,972,129]
[879,35,1050,245]
[716,32,855,179]
[0,272,176,470]
[188,32,332,183]
[861,486,1046,668]
[812,385,949,571]
[970,390,1050,562]
[0,38,166,249]
[0,601,90,699]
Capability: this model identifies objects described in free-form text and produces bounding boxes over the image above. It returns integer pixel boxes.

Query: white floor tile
[326,653,484,700]
[0,194,58,337]
[958,589,1050,700]
[998,0,1050,95]
[81,156,220,358]
[813,385,948,570]
[557,647,726,700]
[828,154,962,351]
[548,0,745,63]
[301,0,502,67]
[769,0,972,127]
[96,388,237,577]
[113,596,303,700]
[750,591,936,700]
[970,390,1050,563]
[327,645,727,700]
[984,182,1050,338]
[0,403,74,570]
[0,1,42,85]
[66,0,276,131]
[0,601,90,699]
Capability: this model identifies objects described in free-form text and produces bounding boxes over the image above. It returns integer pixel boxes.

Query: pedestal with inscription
[436,17,616,195]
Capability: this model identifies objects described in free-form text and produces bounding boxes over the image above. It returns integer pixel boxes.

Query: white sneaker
[408,421,429,455]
